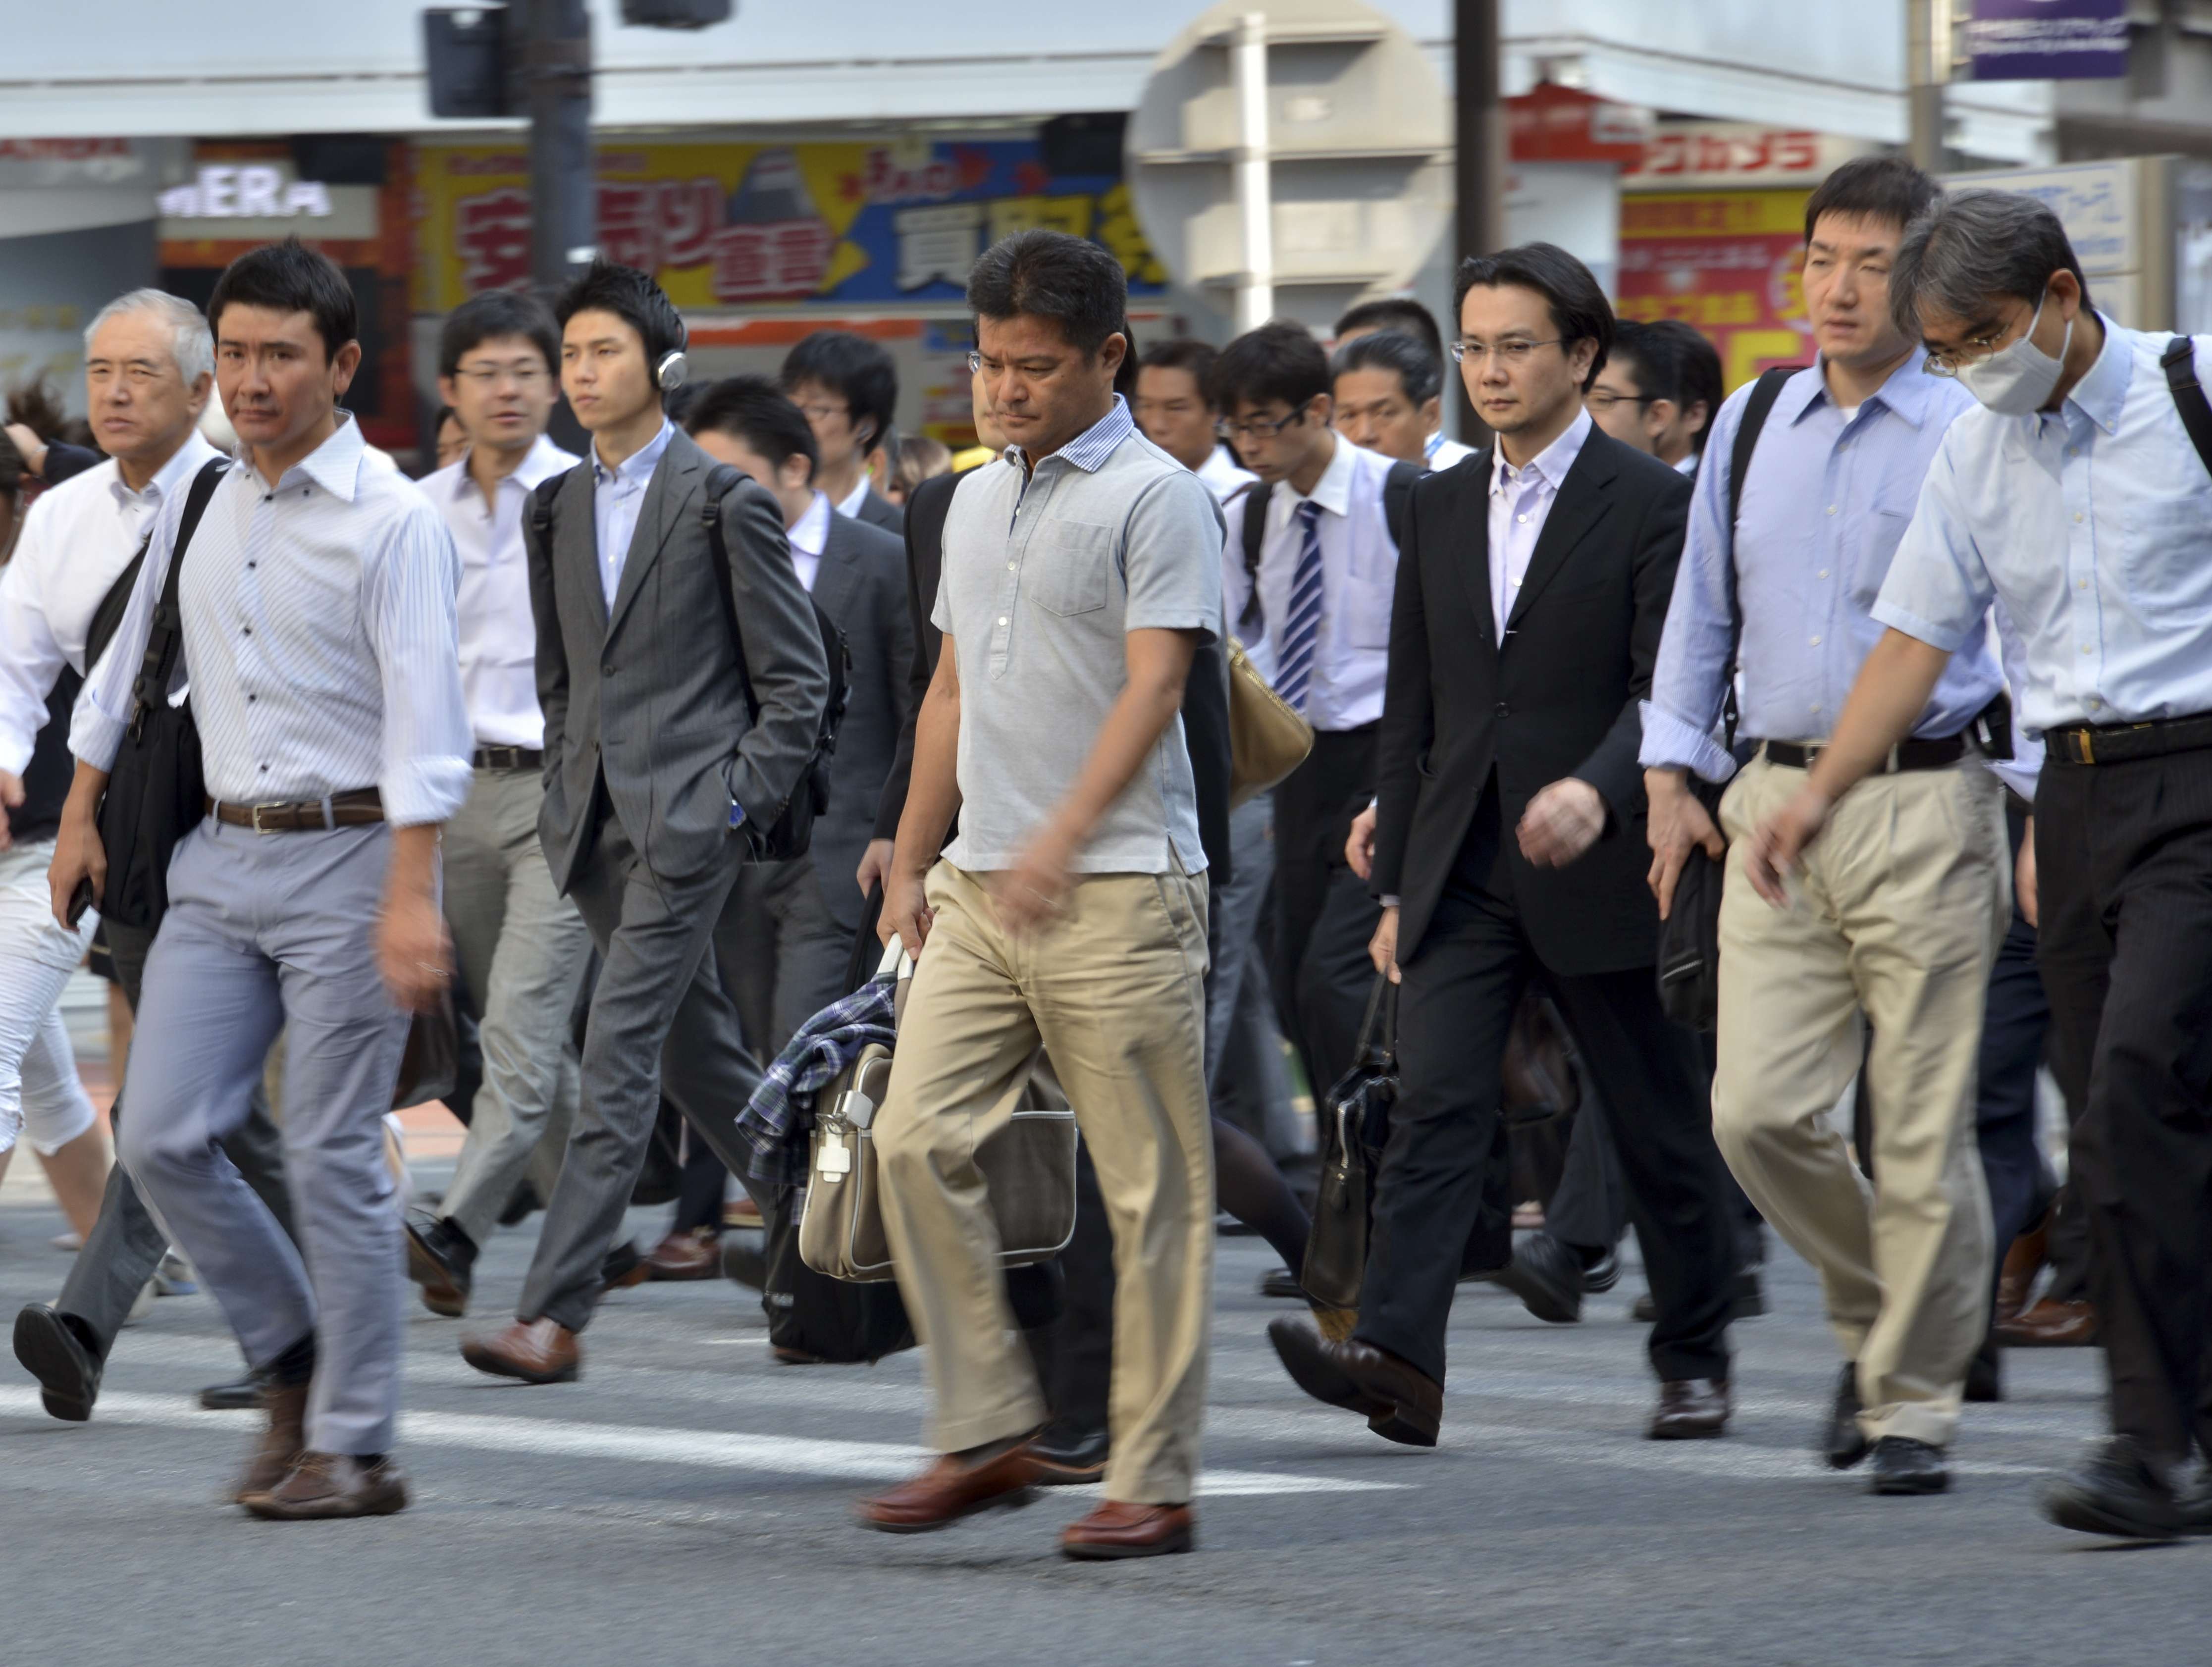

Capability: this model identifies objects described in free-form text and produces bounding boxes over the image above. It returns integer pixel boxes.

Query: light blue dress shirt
[591,418,674,611]
[1640,353,2003,784]
[1875,320,2212,735]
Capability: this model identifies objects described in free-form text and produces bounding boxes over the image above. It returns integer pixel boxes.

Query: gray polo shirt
[934,394,1222,875]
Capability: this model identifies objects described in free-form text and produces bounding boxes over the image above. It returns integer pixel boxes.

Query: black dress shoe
[13,1304,101,1422]
[1648,1378,1731,1440]
[600,1240,648,1291]
[2039,1439,2186,1540]
[1493,1233,1584,1324]
[1580,1250,1621,1295]
[199,1372,263,1410]
[404,1216,476,1319]
[1869,1436,1949,1495]
[1258,1265,1305,1301]
[1964,1335,2002,1403]
[1032,1422,1110,1486]
[1824,1361,1870,1470]
[1266,1316,1441,1447]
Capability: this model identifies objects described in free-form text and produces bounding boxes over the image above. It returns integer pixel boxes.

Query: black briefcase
[1654,782,1727,1035]
[1300,976,1398,1308]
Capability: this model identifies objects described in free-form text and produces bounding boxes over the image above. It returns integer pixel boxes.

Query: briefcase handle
[1354,974,1398,1072]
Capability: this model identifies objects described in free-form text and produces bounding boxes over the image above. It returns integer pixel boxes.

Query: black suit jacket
[808,508,914,933]
[1369,428,1689,975]
[869,467,1233,886]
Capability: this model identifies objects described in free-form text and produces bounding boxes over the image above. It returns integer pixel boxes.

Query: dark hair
[0,424,21,504]
[685,373,820,481]
[439,288,560,379]
[779,329,898,452]
[1646,319,1722,452]
[1891,188,2092,341]
[1802,154,1942,247]
[554,256,687,370]
[206,236,358,362]
[1334,297,1445,362]
[1454,242,1613,392]
[966,229,1128,359]
[1209,319,1331,415]
[1141,336,1221,396]
[1331,329,1442,408]
[432,403,458,434]
[5,380,69,441]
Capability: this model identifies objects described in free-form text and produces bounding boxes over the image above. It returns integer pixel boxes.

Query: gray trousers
[436,765,589,1247]
[716,853,847,1064]
[56,919,295,1356]
[517,805,763,1332]
[1207,794,1302,1160]
[119,819,411,1454]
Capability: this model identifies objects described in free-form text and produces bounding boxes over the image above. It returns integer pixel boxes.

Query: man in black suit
[782,330,904,535]
[1268,244,1738,1444]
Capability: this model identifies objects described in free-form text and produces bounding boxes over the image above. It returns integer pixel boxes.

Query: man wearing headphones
[461,260,830,1383]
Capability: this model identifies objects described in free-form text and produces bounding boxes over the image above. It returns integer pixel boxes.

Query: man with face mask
[1750,188,2212,1539]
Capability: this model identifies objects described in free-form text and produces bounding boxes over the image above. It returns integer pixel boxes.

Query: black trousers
[1271,727,1383,1102]
[1357,792,1736,1386]
[2036,749,2212,1462]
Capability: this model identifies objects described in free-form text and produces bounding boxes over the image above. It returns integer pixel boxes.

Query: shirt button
[2078,579,2088,590]
[1007,562,1016,572]
[1517,514,1528,524]
[2081,644,2093,654]
[1826,505,1838,516]
[1810,635,1822,646]
[998,617,1008,626]
[2089,698,2103,710]
[1817,569,1829,579]
[2074,512,2085,523]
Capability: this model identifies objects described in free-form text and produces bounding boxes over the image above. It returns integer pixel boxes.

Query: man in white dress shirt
[1134,338,1257,502]
[402,290,587,1319]
[51,240,472,1520]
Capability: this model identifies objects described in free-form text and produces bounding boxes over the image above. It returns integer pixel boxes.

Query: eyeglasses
[453,364,550,388]
[1214,408,1311,442]
[1923,300,2035,376]
[1584,389,1659,412]
[1449,338,1563,366]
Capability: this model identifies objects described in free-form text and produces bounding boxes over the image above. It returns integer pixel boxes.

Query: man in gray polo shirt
[860,230,1222,1561]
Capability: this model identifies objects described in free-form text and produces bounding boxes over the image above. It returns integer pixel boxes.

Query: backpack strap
[125,457,229,740]
[2162,336,2212,481]
[1717,366,1797,750]
[527,471,564,553]
[697,465,762,729]
[1237,477,1271,582]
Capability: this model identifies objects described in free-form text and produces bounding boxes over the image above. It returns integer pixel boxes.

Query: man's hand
[880,859,935,958]
[376,883,450,1014]
[1517,778,1607,868]
[0,769,23,852]
[993,819,1078,938]
[48,805,104,928]
[1345,802,1377,881]
[1369,904,1401,985]
[855,837,895,900]
[2017,817,2038,929]
[1743,783,1835,907]
[1644,768,1726,920]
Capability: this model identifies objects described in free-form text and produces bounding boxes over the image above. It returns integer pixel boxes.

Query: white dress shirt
[1426,432,1478,471]
[73,414,473,828]
[0,432,222,775]
[789,489,832,593]
[1219,436,1400,730]
[1674,451,1699,477]
[1196,444,1258,503]
[835,475,872,520]
[424,434,578,750]
[1486,409,1592,640]
[591,419,674,611]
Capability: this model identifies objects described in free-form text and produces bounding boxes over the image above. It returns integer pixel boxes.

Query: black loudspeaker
[423,7,515,120]
[1040,113,1128,179]
[620,0,733,26]
[289,134,390,187]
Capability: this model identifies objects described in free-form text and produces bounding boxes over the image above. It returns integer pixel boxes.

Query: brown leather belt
[207,786,384,833]
[1761,734,1968,774]
[2047,712,2212,766]
[472,746,543,770]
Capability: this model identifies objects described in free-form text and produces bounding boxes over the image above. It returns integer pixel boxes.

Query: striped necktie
[1275,499,1325,715]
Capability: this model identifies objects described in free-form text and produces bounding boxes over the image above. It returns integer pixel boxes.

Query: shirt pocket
[2124,480,2212,616]
[1024,520,1114,617]
[1851,508,1914,611]
[1339,524,1396,648]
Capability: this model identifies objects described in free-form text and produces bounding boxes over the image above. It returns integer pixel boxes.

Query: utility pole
[524,0,596,293]
[1454,0,1503,436]
[1907,0,1949,173]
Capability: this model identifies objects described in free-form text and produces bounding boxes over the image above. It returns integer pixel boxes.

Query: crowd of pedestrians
[4,148,2210,1549]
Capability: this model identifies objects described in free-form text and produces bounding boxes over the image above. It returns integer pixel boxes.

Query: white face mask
[1956,290,2072,416]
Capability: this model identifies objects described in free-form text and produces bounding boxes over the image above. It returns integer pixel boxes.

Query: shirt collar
[1289,430,1359,518]
[253,410,366,502]
[592,418,674,491]
[1786,352,1942,431]
[836,475,871,518]
[2063,313,2131,437]
[1490,407,1591,496]
[1006,394,1136,475]
[113,429,218,509]
[789,490,832,557]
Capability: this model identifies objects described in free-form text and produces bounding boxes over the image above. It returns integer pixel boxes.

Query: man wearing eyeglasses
[404,291,587,1318]
[1642,157,2020,1497]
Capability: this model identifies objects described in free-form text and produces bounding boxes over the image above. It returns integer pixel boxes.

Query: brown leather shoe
[856,1442,1044,1533]
[644,1227,721,1281]
[1997,1298,2098,1348]
[1996,1219,2048,1321]
[232,1379,310,1504]
[1061,1500,1195,1560]
[461,1317,581,1383]
[1265,1316,1441,1447]
[240,1452,410,1520]
[1647,1378,1732,1440]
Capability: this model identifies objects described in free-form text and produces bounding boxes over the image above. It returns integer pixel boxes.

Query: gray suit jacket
[807,509,913,935]
[854,485,905,537]
[527,426,831,894]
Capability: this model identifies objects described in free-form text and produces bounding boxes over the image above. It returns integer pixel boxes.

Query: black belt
[1761,735,1967,774]
[473,746,543,771]
[208,786,383,833]
[2046,712,2212,767]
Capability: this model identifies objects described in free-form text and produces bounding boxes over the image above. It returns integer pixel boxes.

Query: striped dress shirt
[72,413,473,828]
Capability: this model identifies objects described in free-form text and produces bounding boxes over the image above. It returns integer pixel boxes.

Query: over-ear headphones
[654,349,689,392]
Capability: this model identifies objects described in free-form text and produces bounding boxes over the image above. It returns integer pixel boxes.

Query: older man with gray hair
[1748,187,2212,1539]
[7,289,298,1425]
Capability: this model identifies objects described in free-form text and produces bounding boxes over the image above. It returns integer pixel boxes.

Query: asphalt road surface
[1,1166,2196,1667]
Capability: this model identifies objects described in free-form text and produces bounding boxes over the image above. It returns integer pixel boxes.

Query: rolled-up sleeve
[70,486,184,775]
[1871,437,1994,654]
[1122,471,1224,639]
[365,501,473,826]
[1639,391,1748,784]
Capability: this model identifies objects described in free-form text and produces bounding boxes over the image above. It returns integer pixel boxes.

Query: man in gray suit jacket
[462,261,829,1383]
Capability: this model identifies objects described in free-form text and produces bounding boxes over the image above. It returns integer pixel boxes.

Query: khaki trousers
[875,860,1212,1504]
[1713,755,2004,1448]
